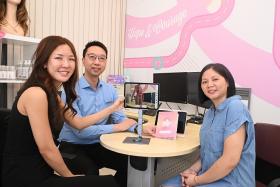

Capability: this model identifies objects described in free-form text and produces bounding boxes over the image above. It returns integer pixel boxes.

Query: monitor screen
[124,82,159,109]
[187,72,211,108]
[187,72,200,106]
[153,72,188,103]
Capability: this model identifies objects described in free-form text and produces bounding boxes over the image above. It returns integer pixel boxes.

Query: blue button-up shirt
[199,95,255,187]
[58,76,135,144]
[162,95,255,187]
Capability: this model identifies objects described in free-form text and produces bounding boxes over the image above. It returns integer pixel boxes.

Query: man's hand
[111,97,125,112]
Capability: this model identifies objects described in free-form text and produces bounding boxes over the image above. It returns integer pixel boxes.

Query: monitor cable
[166,102,172,110]
[177,104,182,110]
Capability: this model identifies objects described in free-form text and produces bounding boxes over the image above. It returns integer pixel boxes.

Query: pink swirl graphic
[193,26,280,106]
[189,0,280,106]
[124,0,234,68]
[124,0,280,106]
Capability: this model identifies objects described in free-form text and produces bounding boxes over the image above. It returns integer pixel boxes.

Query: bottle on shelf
[0,65,16,80]
[16,60,32,80]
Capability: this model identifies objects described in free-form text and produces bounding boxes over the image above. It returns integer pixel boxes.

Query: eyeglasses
[86,54,107,63]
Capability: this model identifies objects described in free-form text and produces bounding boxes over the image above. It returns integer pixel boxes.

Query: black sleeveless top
[1,84,54,187]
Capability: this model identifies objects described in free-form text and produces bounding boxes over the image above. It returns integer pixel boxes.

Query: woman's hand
[143,123,156,135]
[181,168,198,187]
[113,118,136,132]
[181,173,198,187]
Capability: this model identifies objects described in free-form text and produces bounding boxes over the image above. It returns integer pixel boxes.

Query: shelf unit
[0,79,25,84]
[1,33,40,46]
[0,33,40,108]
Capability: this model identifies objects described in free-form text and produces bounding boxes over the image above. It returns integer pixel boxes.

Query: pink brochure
[155,111,178,139]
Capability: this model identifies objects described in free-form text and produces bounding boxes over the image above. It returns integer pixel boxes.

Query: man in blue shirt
[58,41,155,187]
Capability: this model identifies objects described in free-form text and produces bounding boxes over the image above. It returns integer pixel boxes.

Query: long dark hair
[20,35,78,129]
[198,63,236,104]
[0,0,29,35]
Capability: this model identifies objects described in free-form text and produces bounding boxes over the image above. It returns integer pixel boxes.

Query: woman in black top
[1,35,124,187]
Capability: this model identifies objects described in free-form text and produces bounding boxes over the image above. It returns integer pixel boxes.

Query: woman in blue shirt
[163,63,255,187]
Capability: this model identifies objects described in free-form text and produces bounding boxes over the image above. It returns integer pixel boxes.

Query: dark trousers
[59,141,128,187]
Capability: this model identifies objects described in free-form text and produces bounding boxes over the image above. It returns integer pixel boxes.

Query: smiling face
[83,45,107,79]
[201,68,229,107]
[45,44,76,87]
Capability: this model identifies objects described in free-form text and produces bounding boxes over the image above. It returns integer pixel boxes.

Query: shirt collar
[210,95,241,111]
[79,76,104,89]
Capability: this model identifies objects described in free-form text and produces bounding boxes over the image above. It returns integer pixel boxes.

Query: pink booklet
[155,111,179,139]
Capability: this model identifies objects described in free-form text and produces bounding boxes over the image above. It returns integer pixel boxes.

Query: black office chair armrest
[268,178,280,187]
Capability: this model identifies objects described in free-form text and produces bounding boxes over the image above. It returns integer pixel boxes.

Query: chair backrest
[0,108,11,176]
[255,123,280,186]
[255,123,280,166]
[236,87,251,110]
[0,108,11,152]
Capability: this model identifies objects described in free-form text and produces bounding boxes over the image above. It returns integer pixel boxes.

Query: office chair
[268,178,280,187]
[0,108,11,150]
[0,108,11,177]
[255,123,280,187]
[236,87,251,110]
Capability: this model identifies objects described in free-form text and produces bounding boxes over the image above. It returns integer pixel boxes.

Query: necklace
[4,18,19,33]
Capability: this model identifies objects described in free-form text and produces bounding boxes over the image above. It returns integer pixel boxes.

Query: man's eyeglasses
[86,54,107,63]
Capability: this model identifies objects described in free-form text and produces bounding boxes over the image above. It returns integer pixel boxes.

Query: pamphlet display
[155,111,179,139]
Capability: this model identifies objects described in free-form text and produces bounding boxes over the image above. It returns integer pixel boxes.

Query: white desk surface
[100,121,200,157]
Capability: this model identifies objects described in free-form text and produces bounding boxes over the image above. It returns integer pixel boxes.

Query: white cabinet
[0,33,40,108]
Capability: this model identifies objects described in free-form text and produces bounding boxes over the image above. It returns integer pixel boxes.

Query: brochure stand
[123,109,151,145]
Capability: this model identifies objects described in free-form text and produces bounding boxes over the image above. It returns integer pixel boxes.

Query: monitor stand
[123,109,151,144]
[187,106,204,124]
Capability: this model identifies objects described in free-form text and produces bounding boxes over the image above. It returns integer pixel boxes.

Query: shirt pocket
[99,93,114,109]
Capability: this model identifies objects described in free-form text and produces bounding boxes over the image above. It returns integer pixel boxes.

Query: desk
[100,113,200,187]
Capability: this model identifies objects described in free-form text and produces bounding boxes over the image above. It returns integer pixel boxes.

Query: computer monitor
[186,72,212,124]
[124,82,159,110]
[153,72,188,103]
[187,72,201,106]
[187,72,211,108]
